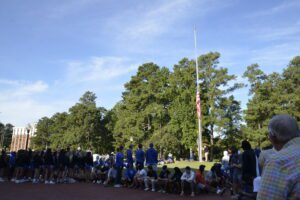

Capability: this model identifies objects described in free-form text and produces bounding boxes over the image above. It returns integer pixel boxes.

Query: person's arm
[181,172,186,181]
[187,171,195,182]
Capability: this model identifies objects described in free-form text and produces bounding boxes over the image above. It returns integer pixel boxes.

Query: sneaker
[216,189,221,194]
[162,190,166,193]
[180,191,184,196]
[191,192,195,197]
[15,180,20,184]
[45,181,49,184]
[93,180,96,184]
[144,187,150,191]
[114,184,122,188]
[220,188,226,196]
[11,178,16,182]
[96,180,101,184]
[151,189,155,192]
[49,181,55,184]
[0,177,5,182]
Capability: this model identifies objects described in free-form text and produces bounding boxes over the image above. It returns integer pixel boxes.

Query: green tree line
[0,122,14,149]
[32,53,300,159]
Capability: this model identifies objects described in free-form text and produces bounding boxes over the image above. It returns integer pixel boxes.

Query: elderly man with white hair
[257,114,300,200]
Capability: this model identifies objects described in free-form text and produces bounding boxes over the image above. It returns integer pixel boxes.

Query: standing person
[114,146,124,188]
[8,151,16,181]
[32,151,43,183]
[241,140,257,193]
[258,115,300,200]
[84,151,93,182]
[44,148,55,184]
[145,143,158,171]
[180,166,196,197]
[126,144,134,166]
[0,149,7,182]
[229,146,242,197]
[135,144,145,169]
[204,146,209,161]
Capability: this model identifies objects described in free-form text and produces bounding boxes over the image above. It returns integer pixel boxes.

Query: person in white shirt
[131,164,147,189]
[103,164,117,186]
[180,166,195,197]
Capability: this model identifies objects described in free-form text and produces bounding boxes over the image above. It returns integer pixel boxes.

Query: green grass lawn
[159,161,215,171]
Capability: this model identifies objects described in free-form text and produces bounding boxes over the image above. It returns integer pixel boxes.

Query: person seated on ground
[205,165,218,193]
[103,164,117,186]
[144,165,158,191]
[195,165,208,193]
[157,165,170,193]
[214,163,226,195]
[180,166,196,197]
[169,167,182,194]
[123,163,136,187]
[131,164,147,189]
[99,162,109,184]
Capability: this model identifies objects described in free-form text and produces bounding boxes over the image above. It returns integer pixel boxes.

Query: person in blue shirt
[114,146,124,187]
[126,144,134,166]
[146,143,158,171]
[124,163,136,187]
[135,144,145,169]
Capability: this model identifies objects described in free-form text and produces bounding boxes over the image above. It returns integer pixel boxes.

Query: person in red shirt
[195,165,208,193]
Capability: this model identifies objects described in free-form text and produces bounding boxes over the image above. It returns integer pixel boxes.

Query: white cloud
[66,56,139,84]
[0,79,52,126]
[0,79,48,98]
[0,99,71,127]
[107,0,231,46]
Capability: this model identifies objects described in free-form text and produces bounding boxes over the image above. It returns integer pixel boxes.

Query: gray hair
[268,114,300,143]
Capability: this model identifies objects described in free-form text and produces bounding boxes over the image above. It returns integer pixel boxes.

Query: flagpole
[194,27,203,162]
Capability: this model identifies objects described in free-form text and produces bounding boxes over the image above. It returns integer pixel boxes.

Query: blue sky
[0,0,300,126]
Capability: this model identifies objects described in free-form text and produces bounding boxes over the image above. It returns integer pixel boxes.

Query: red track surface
[0,182,231,200]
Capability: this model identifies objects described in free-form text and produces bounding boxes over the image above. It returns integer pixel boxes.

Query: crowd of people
[0,114,299,199]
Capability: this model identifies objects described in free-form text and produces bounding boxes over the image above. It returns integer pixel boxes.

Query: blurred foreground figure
[257,114,300,200]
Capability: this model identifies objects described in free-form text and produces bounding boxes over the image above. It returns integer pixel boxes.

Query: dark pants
[115,167,123,185]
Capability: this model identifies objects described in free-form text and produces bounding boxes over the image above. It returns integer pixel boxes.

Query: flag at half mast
[196,91,201,119]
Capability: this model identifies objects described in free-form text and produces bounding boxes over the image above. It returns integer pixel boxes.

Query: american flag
[196,91,201,119]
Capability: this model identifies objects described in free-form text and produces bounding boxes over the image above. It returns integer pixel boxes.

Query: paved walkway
[0,182,231,200]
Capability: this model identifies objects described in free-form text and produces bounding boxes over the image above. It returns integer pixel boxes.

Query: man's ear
[269,134,281,151]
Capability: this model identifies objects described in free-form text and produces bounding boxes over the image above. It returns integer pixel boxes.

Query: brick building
[10,123,36,151]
